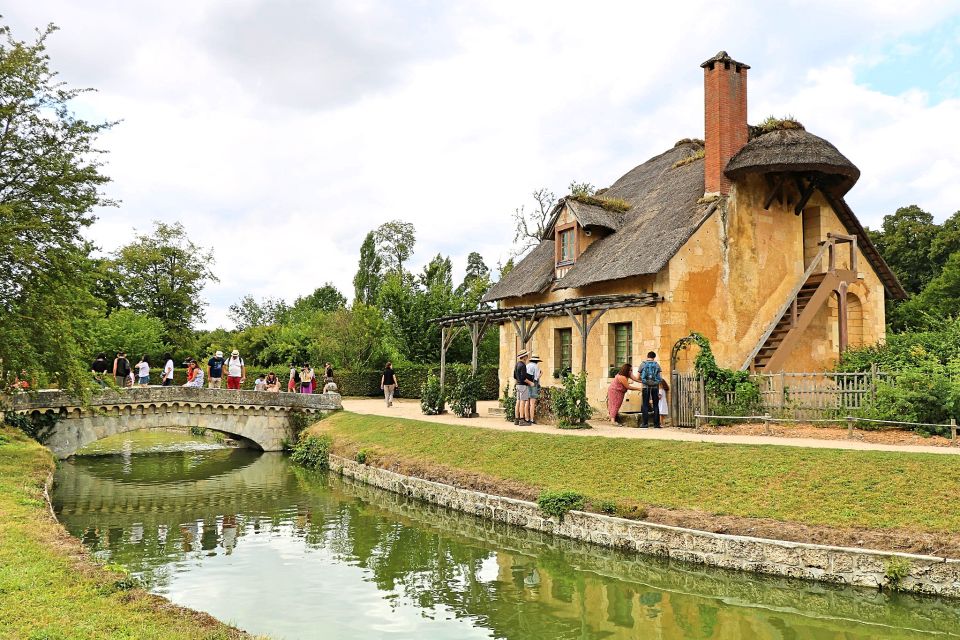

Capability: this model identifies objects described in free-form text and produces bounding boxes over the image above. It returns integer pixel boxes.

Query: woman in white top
[135,355,150,386]
[183,361,205,388]
[162,353,175,387]
[658,380,669,425]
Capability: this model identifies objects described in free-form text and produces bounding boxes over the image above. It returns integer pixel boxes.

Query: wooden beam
[763,174,786,210]
[793,175,817,216]
[837,282,849,354]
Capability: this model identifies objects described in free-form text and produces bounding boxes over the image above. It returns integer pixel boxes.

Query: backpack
[640,361,661,387]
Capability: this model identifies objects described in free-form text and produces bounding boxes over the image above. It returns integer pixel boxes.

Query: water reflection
[53,450,960,640]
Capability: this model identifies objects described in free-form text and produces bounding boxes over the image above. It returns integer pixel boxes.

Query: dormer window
[555,222,578,267]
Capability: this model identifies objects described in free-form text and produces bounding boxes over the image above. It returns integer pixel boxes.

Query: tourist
[607,362,644,422]
[658,379,670,426]
[254,374,266,391]
[380,361,398,407]
[513,351,533,425]
[113,351,132,388]
[135,355,150,386]
[300,364,316,394]
[11,370,31,392]
[264,372,280,392]
[639,351,663,428]
[288,364,298,392]
[207,350,225,389]
[324,362,334,384]
[225,350,245,390]
[183,359,205,388]
[526,354,543,424]
[161,353,175,386]
[90,353,109,387]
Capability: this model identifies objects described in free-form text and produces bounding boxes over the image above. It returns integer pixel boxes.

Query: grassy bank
[0,427,252,640]
[312,412,960,553]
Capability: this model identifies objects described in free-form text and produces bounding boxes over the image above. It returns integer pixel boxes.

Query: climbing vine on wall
[683,333,762,419]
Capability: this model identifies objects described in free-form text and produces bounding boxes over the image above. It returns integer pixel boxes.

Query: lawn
[314,412,960,534]
[0,427,253,640]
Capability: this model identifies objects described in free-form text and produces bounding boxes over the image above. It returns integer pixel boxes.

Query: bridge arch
[9,388,341,459]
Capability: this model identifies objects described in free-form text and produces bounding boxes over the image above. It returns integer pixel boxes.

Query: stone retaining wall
[329,454,960,597]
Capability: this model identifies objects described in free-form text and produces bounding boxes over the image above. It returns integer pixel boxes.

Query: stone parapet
[329,454,960,598]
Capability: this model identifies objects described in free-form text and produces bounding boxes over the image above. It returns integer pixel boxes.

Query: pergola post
[467,319,489,375]
[565,309,608,377]
[439,324,462,395]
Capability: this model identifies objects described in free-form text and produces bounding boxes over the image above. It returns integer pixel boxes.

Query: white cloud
[7,1,960,329]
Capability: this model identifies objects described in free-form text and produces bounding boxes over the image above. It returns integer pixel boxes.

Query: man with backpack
[225,349,246,390]
[639,351,663,428]
[113,351,132,388]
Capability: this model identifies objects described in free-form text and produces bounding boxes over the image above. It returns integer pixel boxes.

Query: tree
[89,309,168,361]
[293,283,347,315]
[313,305,390,370]
[0,22,115,392]
[512,188,556,256]
[868,205,941,295]
[353,231,383,306]
[229,295,289,331]
[374,220,416,274]
[113,221,218,341]
[894,252,960,329]
[457,251,491,307]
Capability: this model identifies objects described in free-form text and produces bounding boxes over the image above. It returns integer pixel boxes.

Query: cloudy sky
[7,1,960,328]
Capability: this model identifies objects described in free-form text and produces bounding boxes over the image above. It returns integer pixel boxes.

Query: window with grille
[558,229,575,263]
[609,323,633,371]
[555,328,572,374]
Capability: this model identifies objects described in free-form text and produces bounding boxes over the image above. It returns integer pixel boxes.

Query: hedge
[161,364,499,399]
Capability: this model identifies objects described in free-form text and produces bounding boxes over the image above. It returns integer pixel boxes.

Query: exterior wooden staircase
[744,234,861,373]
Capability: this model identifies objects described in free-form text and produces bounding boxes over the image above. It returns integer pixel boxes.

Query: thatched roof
[482,239,555,302]
[483,133,906,302]
[725,128,860,195]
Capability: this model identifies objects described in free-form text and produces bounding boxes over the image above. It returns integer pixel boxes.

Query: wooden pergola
[433,292,662,390]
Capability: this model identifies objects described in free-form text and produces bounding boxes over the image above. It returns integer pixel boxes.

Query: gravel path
[342,397,960,456]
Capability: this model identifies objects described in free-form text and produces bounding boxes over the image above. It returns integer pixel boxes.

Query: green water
[52,443,960,639]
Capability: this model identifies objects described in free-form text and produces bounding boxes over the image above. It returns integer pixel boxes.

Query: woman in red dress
[607,362,644,422]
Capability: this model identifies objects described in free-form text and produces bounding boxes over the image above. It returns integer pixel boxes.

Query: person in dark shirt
[324,362,334,383]
[90,353,109,387]
[113,352,132,388]
[380,362,398,407]
[207,351,225,389]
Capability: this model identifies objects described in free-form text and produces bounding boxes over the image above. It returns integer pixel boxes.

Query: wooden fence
[672,367,895,426]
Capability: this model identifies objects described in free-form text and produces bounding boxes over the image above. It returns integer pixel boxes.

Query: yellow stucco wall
[497,180,888,408]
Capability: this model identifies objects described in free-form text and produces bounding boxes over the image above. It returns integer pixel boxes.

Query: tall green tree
[89,309,168,361]
[113,221,218,342]
[229,295,289,331]
[353,231,383,306]
[457,251,491,305]
[0,22,115,391]
[868,205,941,295]
[374,220,416,274]
[293,283,347,315]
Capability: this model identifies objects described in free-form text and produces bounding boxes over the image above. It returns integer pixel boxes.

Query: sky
[7,1,960,329]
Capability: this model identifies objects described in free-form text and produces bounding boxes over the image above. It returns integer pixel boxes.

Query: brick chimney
[701,51,749,195]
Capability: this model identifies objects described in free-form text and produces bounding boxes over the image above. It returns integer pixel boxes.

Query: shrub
[420,374,445,415]
[552,372,591,427]
[189,425,207,437]
[448,372,481,418]
[538,490,585,522]
[596,500,617,515]
[290,433,332,470]
[861,372,952,434]
[355,449,368,465]
[884,557,911,591]
[3,410,58,444]
[500,385,516,422]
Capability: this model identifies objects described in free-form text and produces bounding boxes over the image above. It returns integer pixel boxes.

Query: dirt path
[342,398,960,456]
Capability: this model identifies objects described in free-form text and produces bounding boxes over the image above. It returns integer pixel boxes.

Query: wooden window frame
[609,322,633,374]
[555,328,573,375]
[555,222,578,266]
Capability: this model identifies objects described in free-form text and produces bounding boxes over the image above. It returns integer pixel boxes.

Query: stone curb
[329,454,960,597]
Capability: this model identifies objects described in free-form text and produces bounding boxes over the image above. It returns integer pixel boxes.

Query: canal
[51,431,960,639]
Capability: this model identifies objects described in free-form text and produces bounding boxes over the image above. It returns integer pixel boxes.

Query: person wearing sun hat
[526,354,543,424]
[225,349,246,390]
[512,350,533,425]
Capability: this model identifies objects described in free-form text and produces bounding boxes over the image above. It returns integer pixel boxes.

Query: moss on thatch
[674,138,705,148]
[750,116,804,138]
[568,193,631,213]
[672,148,705,168]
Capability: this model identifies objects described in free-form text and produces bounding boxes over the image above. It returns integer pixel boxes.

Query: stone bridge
[8,387,341,458]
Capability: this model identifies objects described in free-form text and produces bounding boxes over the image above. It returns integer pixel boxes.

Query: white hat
[530,354,542,362]
[231,349,240,356]
[215,350,223,357]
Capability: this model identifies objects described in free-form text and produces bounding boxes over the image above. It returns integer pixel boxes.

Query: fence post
[846,416,854,439]
[952,418,957,442]
[870,363,878,405]
[695,414,701,429]
[763,413,771,435]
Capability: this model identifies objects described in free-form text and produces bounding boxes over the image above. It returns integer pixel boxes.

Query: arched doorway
[846,292,864,349]
[670,334,707,426]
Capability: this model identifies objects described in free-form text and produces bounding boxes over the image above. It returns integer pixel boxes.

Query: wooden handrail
[740,239,835,371]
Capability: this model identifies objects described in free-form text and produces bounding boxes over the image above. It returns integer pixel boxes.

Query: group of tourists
[90,350,335,395]
[511,350,543,425]
[607,351,668,427]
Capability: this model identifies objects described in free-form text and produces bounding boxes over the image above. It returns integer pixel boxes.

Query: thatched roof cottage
[437,52,905,413]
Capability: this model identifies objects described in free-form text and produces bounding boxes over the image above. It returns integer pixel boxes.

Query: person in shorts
[513,351,533,425]
[113,351,132,388]
[208,350,225,388]
[526,354,543,424]
[135,355,150,386]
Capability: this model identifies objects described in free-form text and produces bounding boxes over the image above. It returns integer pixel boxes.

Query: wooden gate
[671,373,704,427]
